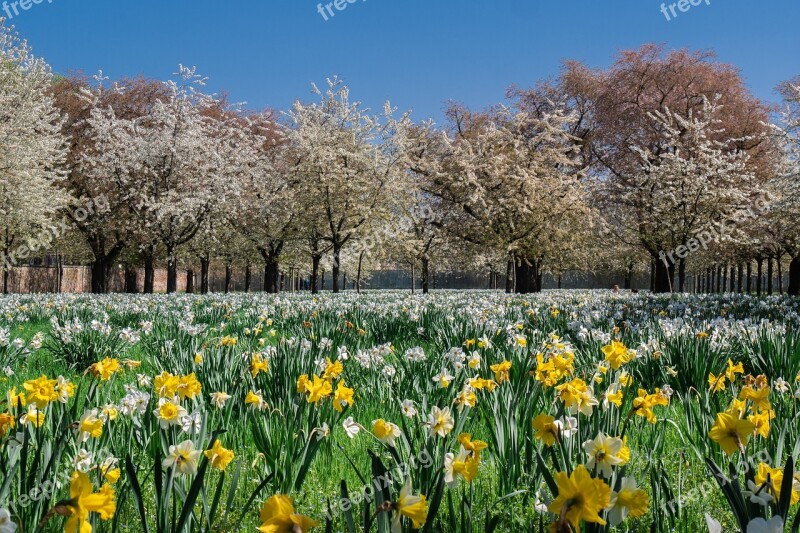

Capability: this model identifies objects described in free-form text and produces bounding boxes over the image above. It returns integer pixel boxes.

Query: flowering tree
[598,97,760,292]
[545,45,773,292]
[228,111,297,293]
[86,67,247,292]
[52,75,171,293]
[771,79,800,294]
[411,103,586,293]
[0,20,68,293]
[284,78,407,293]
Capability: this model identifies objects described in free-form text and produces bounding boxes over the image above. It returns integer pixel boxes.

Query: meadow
[0,290,799,532]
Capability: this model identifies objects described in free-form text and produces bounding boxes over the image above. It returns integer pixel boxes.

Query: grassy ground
[1,290,798,532]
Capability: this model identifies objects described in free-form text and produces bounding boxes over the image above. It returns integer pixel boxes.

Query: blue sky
[5,0,799,122]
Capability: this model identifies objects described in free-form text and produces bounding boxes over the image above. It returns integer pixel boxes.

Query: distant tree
[285,78,407,293]
[0,20,69,293]
[770,78,800,294]
[536,45,774,292]
[86,67,247,292]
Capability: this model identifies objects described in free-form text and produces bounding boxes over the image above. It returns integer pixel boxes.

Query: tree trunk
[624,261,634,290]
[56,255,64,294]
[410,263,415,294]
[788,255,800,296]
[515,259,531,294]
[721,265,728,294]
[356,251,364,294]
[332,245,341,293]
[515,256,542,294]
[678,258,687,293]
[746,262,752,294]
[186,269,195,294]
[652,256,673,294]
[737,263,744,293]
[505,257,514,294]
[263,259,279,294]
[90,260,112,294]
[244,264,251,293]
[421,256,430,294]
[143,246,155,294]
[200,257,210,294]
[650,260,656,292]
[124,265,138,293]
[767,257,774,296]
[224,264,232,293]
[756,258,763,296]
[311,254,322,294]
[777,256,784,294]
[166,247,178,294]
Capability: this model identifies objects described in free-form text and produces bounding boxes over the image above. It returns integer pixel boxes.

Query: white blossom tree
[409,103,586,293]
[0,19,69,293]
[285,78,408,293]
[597,97,760,292]
[770,79,800,294]
[86,67,250,292]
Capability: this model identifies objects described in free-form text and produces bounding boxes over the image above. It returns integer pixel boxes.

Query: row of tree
[1,20,798,294]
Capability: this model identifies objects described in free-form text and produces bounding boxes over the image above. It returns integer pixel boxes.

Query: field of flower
[0,290,799,532]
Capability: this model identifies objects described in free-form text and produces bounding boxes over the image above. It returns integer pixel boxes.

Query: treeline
[1,20,799,294]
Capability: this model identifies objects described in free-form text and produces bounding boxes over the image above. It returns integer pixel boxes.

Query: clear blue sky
[5,0,799,122]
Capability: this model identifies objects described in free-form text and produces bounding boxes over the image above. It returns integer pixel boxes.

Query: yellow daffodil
[372,419,401,446]
[392,478,428,532]
[62,471,116,533]
[305,375,332,404]
[176,373,202,401]
[748,410,771,439]
[608,477,649,527]
[532,414,559,447]
[205,440,235,471]
[490,361,512,383]
[258,494,318,533]
[296,374,310,394]
[251,354,269,378]
[725,360,745,381]
[322,359,343,381]
[755,463,800,505]
[601,341,633,370]
[154,371,180,398]
[0,412,14,437]
[708,412,755,456]
[23,375,59,408]
[89,358,121,381]
[548,464,611,531]
[333,381,354,412]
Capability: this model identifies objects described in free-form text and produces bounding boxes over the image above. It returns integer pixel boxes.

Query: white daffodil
[163,440,202,476]
[0,508,17,533]
[343,417,361,439]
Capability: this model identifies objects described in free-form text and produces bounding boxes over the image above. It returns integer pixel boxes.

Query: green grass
[0,290,798,532]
